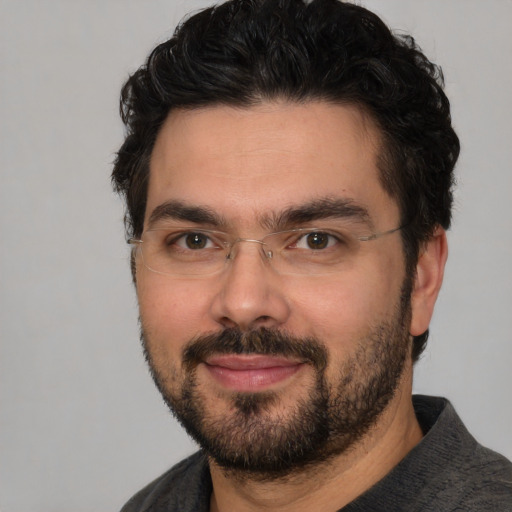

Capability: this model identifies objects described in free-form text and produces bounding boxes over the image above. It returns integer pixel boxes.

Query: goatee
[141,285,411,480]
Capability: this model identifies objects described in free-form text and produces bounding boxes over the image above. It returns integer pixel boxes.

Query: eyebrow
[263,197,374,231]
[147,197,373,231]
[147,200,227,228]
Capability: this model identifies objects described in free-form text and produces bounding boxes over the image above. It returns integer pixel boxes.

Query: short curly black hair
[112,0,459,362]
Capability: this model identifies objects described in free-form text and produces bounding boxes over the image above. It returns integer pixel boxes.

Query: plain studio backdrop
[1,1,511,510]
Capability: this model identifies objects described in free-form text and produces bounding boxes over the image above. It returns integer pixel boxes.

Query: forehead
[147,101,399,229]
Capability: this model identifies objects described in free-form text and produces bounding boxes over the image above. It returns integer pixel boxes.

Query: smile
[203,355,305,392]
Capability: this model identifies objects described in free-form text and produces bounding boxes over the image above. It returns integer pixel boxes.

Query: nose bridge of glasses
[227,237,273,260]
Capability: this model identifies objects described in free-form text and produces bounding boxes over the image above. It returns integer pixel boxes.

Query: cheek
[288,256,404,344]
[290,284,374,342]
[136,274,214,355]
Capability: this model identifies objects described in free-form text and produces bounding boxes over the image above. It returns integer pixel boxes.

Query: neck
[209,370,422,512]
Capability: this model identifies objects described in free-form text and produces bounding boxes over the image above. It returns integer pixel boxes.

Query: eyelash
[164,230,345,251]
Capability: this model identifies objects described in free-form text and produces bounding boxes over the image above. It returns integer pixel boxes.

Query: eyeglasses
[127,223,404,277]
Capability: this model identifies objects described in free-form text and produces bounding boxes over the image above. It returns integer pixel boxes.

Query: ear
[410,227,448,336]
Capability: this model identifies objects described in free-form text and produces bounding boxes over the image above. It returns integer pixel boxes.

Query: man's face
[136,102,413,476]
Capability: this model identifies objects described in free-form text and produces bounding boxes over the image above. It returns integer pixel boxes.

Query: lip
[203,355,304,392]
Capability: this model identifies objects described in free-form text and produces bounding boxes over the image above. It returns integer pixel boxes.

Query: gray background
[1,1,511,510]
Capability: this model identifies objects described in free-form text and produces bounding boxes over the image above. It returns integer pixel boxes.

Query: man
[112,0,512,510]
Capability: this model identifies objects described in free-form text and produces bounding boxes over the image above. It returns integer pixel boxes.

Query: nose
[210,241,291,331]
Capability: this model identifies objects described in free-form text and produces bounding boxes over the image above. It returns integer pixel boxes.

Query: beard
[141,280,412,481]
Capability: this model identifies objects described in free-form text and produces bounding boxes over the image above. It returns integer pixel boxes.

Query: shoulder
[346,396,512,511]
[413,395,512,510]
[454,443,512,510]
[435,445,512,510]
[119,451,211,512]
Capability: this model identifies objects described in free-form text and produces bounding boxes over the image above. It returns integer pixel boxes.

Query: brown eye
[184,233,209,249]
[305,232,330,250]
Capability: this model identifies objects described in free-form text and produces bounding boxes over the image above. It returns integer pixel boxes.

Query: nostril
[219,317,238,329]
[219,315,275,332]
[249,315,275,329]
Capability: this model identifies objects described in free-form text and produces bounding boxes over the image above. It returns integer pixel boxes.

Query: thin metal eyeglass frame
[126,224,406,276]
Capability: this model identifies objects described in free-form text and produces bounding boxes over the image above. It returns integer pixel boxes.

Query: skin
[135,101,448,511]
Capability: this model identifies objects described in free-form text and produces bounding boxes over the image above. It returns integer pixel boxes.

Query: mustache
[182,327,328,371]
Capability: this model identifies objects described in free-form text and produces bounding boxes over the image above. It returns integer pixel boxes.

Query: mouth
[203,354,305,392]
